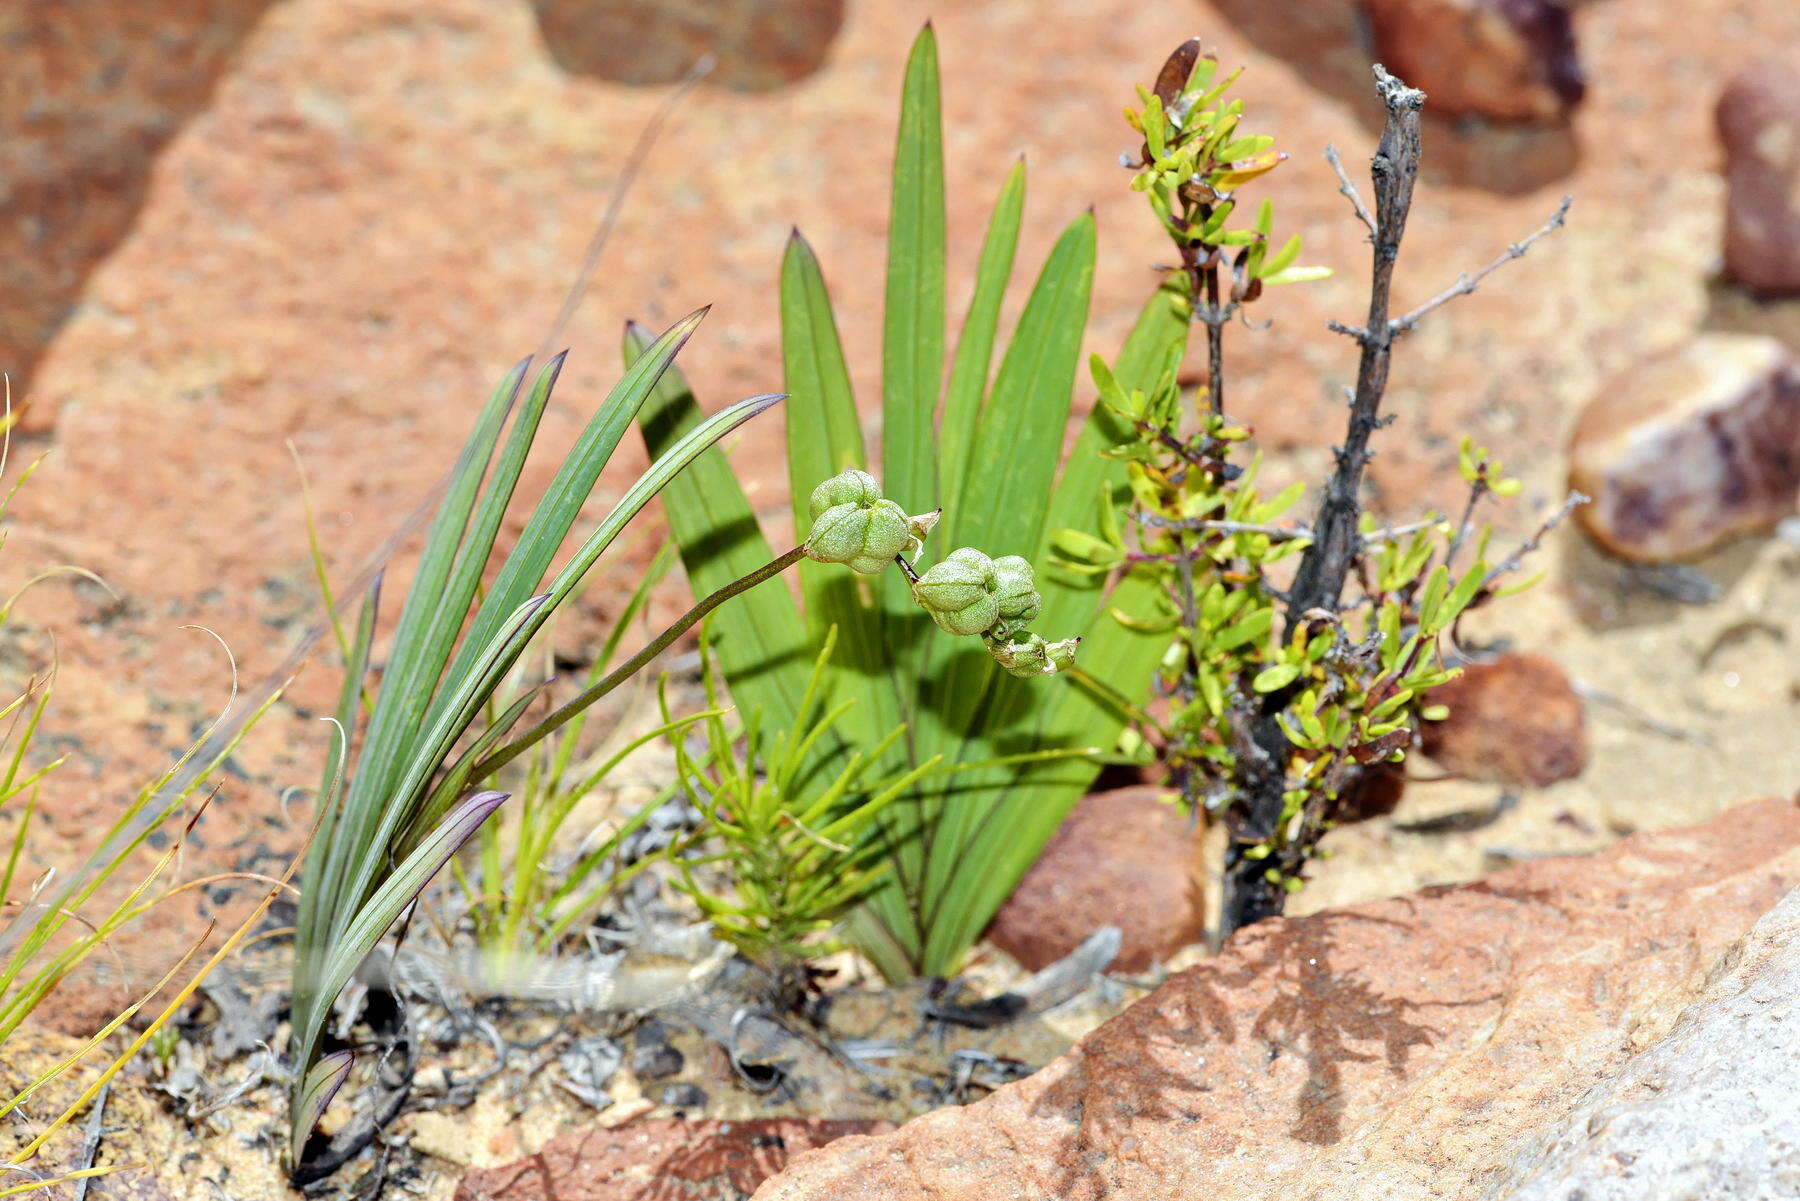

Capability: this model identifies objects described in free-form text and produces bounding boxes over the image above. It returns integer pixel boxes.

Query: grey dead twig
[70,1082,109,1201]
[1222,63,1577,934]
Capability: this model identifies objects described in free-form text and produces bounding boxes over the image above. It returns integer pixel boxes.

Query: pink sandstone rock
[754,797,1800,1201]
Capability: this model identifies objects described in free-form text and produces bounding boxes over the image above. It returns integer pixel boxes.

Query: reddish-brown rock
[754,797,1800,1201]
[1363,0,1584,122]
[1719,58,1800,295]
[1570,334,1800,561]
[1421,653,1586,787]
[0,1,274,427]
[455,1119,891,1201]
[986,788,1205,973]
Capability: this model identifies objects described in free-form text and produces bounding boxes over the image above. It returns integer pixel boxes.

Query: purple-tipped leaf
[290,1050,354,1149]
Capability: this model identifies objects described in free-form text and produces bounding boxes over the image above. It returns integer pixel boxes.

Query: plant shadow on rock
[0,0,277,417]
[1018,887,1569,1197]
[529,0,845,92]
[1207,0,1579,195]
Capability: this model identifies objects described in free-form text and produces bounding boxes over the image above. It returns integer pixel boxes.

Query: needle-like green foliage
[635,26,1191,981]
[287,315,785,1174]
[663,631,937,997]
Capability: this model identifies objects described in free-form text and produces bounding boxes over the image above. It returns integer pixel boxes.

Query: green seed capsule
[990,555,1042,623]
[911,547,1001,636]
[804,497,911,574]
[808,468,883,519]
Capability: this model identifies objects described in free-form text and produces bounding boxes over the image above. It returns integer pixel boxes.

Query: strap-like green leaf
[316,358,527,915]
[780,233,908,776]
[782,233,866,529]
[939,158,1025,503]
[290,1050,353,1152]
[908,284,1189,977]
[882,23,946,520]
[290,789,506,1149]
[909,213,1099,774]
[629,322,812,736]
[951,211,1096,556]
[444,311,707,694]
[407,389,788,839]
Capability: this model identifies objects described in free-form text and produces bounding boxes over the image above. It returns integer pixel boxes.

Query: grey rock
[1496,887,1800,1200]
[631,1041,685,1081]
[557,1035,623,1108]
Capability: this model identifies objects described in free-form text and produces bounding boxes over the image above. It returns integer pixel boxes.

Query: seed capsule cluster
[802,470,1078,678]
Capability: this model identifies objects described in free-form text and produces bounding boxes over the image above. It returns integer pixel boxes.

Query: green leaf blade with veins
[631,33,1183,981]
[628,322,813,739]
[910,285,1189,975]
[780,230,910,782]
[950,210,1097,558]
[940,159,1025,505]
[883,23,948,521]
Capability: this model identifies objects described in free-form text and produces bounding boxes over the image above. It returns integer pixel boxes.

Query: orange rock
[532,0,843,92]
[0,0,273,430]
[1422,653,1586,787]
[455,1119,890,1201]
[1363,0,1584,123]
[754,797,1800,1201]
[986,788,1205,973]
[1569,334,1800,562]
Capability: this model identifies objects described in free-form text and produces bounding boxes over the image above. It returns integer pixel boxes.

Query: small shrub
[1056,42,1576,934]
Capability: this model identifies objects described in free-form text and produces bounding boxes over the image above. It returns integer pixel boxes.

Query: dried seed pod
[985,631,1080,678]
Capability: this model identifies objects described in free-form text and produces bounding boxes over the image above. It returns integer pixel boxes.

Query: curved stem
[467,546,806,783]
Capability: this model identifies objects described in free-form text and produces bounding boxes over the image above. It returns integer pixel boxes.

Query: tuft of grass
[0,388,284,1186]
[286,318,785,1175]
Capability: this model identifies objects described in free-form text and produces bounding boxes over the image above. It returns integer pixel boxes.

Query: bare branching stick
[1364,516,1442,544]
[1484,491,1587,587]
[1285,65,1425,624]
[1135,514,1310,540]
[1323,143,1377,239]
[1392,196,1572,335]
[1134,514,1438,544]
